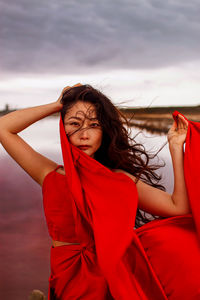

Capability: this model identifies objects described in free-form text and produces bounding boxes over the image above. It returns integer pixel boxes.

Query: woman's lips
[78,145,91,150]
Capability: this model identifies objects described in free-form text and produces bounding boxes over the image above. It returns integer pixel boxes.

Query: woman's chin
[80,148,93,157]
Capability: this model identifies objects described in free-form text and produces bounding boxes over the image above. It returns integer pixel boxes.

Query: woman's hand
[55,83,83,107]
[167,114,189,147]
[167,114,190,215]
[56,86,71,107]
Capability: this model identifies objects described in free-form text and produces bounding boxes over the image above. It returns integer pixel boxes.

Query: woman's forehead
[65,101,97,120]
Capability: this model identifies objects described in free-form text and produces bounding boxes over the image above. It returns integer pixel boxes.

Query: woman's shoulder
[112,168,137,183]
[42,164,65,187]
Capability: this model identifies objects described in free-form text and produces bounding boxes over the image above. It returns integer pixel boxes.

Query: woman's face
[64,101,103,158]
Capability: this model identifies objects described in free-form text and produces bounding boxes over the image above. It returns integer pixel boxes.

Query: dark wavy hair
[60,84,165,228]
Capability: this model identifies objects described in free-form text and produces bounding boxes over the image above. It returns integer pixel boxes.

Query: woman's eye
[91,123,100,127]
[70,122,80,126]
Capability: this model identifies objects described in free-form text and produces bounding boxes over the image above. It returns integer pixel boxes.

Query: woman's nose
[79,127,89,139]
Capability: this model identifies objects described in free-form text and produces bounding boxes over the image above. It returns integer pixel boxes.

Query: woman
[0,83,199,299]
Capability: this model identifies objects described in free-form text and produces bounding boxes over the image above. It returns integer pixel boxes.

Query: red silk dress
[42,111,200,299]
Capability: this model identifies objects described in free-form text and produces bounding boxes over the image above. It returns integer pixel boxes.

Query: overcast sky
[1,0,200,109]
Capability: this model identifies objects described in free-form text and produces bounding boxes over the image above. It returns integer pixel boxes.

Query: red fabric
[46,112,200,299]
[136,215,200,299]
[173,110,200,239]
[42,166,79,243]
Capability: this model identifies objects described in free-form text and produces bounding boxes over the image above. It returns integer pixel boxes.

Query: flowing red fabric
[48,111,200,299]
[173,111,200,239]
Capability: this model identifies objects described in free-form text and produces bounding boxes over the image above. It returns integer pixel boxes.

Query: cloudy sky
[1,0,200,110]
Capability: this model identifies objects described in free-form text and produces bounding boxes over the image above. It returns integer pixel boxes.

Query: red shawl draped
[173,111,200,238]
[48,111,200,299]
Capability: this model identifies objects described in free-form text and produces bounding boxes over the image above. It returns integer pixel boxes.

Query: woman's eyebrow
[68,116,98,121]
[68,116,83,121]
[88,117,98,121]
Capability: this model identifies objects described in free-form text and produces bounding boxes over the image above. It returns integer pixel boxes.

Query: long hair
[60,84,165,228]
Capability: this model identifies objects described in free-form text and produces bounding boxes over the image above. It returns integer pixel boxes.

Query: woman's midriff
[52,240,80,247]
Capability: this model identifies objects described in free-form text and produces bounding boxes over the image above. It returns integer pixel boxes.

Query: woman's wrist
[51,100,63,113]
[169,142,184,155]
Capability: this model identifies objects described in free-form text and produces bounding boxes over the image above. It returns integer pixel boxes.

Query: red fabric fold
[173,110,200,240]
[59,115,167,299]
[48,111,200,299]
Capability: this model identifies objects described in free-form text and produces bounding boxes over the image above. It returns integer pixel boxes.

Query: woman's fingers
[62,86,71,92]
[57,83,83,103]
[73,83,82,87]
[62,83,82,94]
[177,115,183,130]
[177,115,188,130]
[168,114,189,145]
[170,120,177,131]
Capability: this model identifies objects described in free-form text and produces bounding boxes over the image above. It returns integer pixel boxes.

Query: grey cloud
[1,0,200,76]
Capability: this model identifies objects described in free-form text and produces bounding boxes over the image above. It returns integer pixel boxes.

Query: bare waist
[52,240,80,248]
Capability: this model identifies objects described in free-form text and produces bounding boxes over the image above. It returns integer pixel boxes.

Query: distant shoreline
[1,104,199,116]
[1,105,199,134]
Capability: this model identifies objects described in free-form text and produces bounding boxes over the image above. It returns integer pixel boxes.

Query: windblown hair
[61,84,165,228]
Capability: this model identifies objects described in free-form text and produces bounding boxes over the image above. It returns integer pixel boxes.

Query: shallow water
[0,117,174,299]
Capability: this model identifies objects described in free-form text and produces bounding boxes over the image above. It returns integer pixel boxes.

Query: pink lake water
[0,117,173,299]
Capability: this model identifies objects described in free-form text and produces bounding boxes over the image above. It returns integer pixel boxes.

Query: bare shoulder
[112,169,137,183]
[41,164,65,186]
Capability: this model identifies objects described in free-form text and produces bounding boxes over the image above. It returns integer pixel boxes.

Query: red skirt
[136,214,200,299]
[49,243,113,299]
[48,214,200,300]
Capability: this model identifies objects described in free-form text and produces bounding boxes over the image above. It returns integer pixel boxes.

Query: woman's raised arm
[0,101,62,186]
[0,85,75,186]
[0,83,86,186]
[167,114,190,213]
[115,114,191,217]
